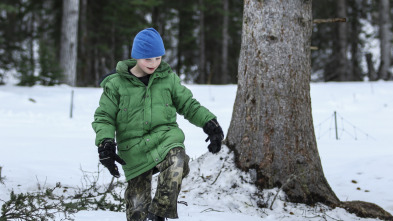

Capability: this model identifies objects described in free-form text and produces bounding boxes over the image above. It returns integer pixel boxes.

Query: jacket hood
[99,59,172,87]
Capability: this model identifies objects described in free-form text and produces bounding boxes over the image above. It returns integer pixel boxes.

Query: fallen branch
[313,18,346,24]
[211,164,225,185]
[200,208,224,213]
[0,183,77,221]
[270,172,306,210]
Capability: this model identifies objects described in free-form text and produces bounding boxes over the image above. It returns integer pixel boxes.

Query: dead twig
[211,164,225,185]
[270,172,306,210]
[313,18,346,24]
[200,208,224,213]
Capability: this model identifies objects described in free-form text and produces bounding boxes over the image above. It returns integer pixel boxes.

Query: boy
[92,28,224,221]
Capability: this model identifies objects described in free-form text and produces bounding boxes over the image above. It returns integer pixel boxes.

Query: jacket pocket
[118,140,147,170]
[117,138,141,151]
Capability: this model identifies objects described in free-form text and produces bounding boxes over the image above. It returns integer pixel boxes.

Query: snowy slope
[0,81,392,220]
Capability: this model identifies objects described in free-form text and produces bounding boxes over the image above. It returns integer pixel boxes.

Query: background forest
[0,0,392,87]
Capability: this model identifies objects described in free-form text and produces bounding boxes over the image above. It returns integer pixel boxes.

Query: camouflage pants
[124,147,190,221]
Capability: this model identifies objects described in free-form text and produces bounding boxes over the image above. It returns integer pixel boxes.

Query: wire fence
[315,111,376,140]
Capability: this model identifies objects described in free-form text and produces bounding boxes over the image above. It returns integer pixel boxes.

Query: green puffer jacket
[92,59,216,181]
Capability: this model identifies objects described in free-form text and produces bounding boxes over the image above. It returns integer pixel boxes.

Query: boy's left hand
[203,119,224,154]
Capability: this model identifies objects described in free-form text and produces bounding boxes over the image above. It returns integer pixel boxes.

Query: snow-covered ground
[0,81,392,220]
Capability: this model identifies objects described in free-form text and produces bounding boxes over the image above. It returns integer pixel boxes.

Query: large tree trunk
[378,0,391,80]
[60,0,80,86]
[226,0,340,206]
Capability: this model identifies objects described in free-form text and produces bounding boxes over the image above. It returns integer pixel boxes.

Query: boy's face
[136,56,162,75]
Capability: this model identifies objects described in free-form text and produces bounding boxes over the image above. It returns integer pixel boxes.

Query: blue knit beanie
[131,28,165,59]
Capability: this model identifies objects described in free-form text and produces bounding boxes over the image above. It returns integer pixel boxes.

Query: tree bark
[226,0,340,206]
[198,0,206,84]
[60,0,80,86]
[78,0,88,86]
[322,0,349,82]
[176,6,183,76]
[28,11,35,80]
[336,0,349,81]
[366,53,377,81]
[349,2,362,81]
[221,0,230,84]
[378,0,391,80]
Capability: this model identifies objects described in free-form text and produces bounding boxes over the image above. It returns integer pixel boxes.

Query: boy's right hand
[98,139,126,178]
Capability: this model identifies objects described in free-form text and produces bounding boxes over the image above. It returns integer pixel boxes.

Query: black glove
[98,139,126,178]
[203,119,224,154]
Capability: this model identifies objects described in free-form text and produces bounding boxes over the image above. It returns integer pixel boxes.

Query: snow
[0,81,392,220]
